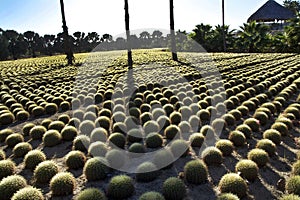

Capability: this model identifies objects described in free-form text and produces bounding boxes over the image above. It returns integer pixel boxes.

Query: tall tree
[24,31,36,57]
[238,21,270,53]
[125,0,133,69]
[170,0,178,61]
[222,0,226,51]
[60,0,74,65]
[283,0,300,14]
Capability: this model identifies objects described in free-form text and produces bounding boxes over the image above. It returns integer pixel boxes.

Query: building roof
[247,0,295,22]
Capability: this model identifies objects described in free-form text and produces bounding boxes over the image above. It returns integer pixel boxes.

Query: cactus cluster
[184,159,208,184]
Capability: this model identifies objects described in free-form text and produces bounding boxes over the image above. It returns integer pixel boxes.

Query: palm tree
[222,0,226,51]
[125,0,133,69]
[60,0,73,65]
[239,21,270,53]
[170,0,178,61]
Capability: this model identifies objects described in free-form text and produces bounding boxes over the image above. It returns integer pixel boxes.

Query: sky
[0,0,285,38]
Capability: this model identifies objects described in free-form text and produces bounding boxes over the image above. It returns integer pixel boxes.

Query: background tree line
[0,0,299,61]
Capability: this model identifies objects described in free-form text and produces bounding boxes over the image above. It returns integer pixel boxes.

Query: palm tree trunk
[170,0,178,61]
[125,0,133,69]
[222,0,226,52]
[60,0,73,65]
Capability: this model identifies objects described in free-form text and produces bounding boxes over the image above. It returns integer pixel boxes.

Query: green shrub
[136,162,160,182]
[88,142,108,157]
[105,149,125,169]
[164,125,181,140]
[83,157,108,181]
[244,118,260,132]
[247,148,269,167]
[170,139,190,158]
[61,126,78,141]
[24,150,46,170]
[22,123,35,136]
[0,113,15,125]
[11,186,44,200]
[153,149,175,170]
[5,133,24,148]
[229,131,246,147]
[280,194,300,200]
[0,175,27,200]
[34,160,59,184]
[107,175,135,199]
[50,172,76,196]
[75,188,107,200]
[127,128,143,143]
[48,121,65,132]
[0,129,13,142]
[235,159,258,181]
[263,129,281,145]
[184,159,208,184]
[287,176,300,195]
[108,133,126,149]
[253,111,269,126]
[73,135,90,152]
[256,139,276,156]
[217,193,240,200]
[0,160,15,179]
[30,126,47,140]
[235,124,252,139]
[201,147,223,165]
[13,142,32,157]
[218,173,247,198]
[65,150,86,169]
[215,139,234,156]
[189,133,204,148]
[162,177,186,200]
[43,130,62,147]
[139,192,165,200]
[145,132,164,148]
[271,122,289,136]
[45,103,58,115]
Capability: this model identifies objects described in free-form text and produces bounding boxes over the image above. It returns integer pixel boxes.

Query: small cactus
[235,159,258,181]
[184,159,208,184]
[65,150,86,170]
[145,132,164,148]
[286,176,300,196]
[0,175,27,200]
[83,157,108,181]
[217,193,240,200]
[61,126,78,141]
[42,130,62,147]
[11,186,44,200]
[256,139,276,156]
[218,173,248,198]
[75,188,107,200]
[50,172,76,196]
[201,147,223,165]
[13,142,32,158]
[162,177,186,200]
[5,133,24,148]
[229,131,246,147]
[215,139,234,156]
[33,160,59,184]
[0,160,16,179]
[139,192,165,200]
[247,148,269,167]
[24,150,46,170]
[107,175,135,199]
[136,162,160,182]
